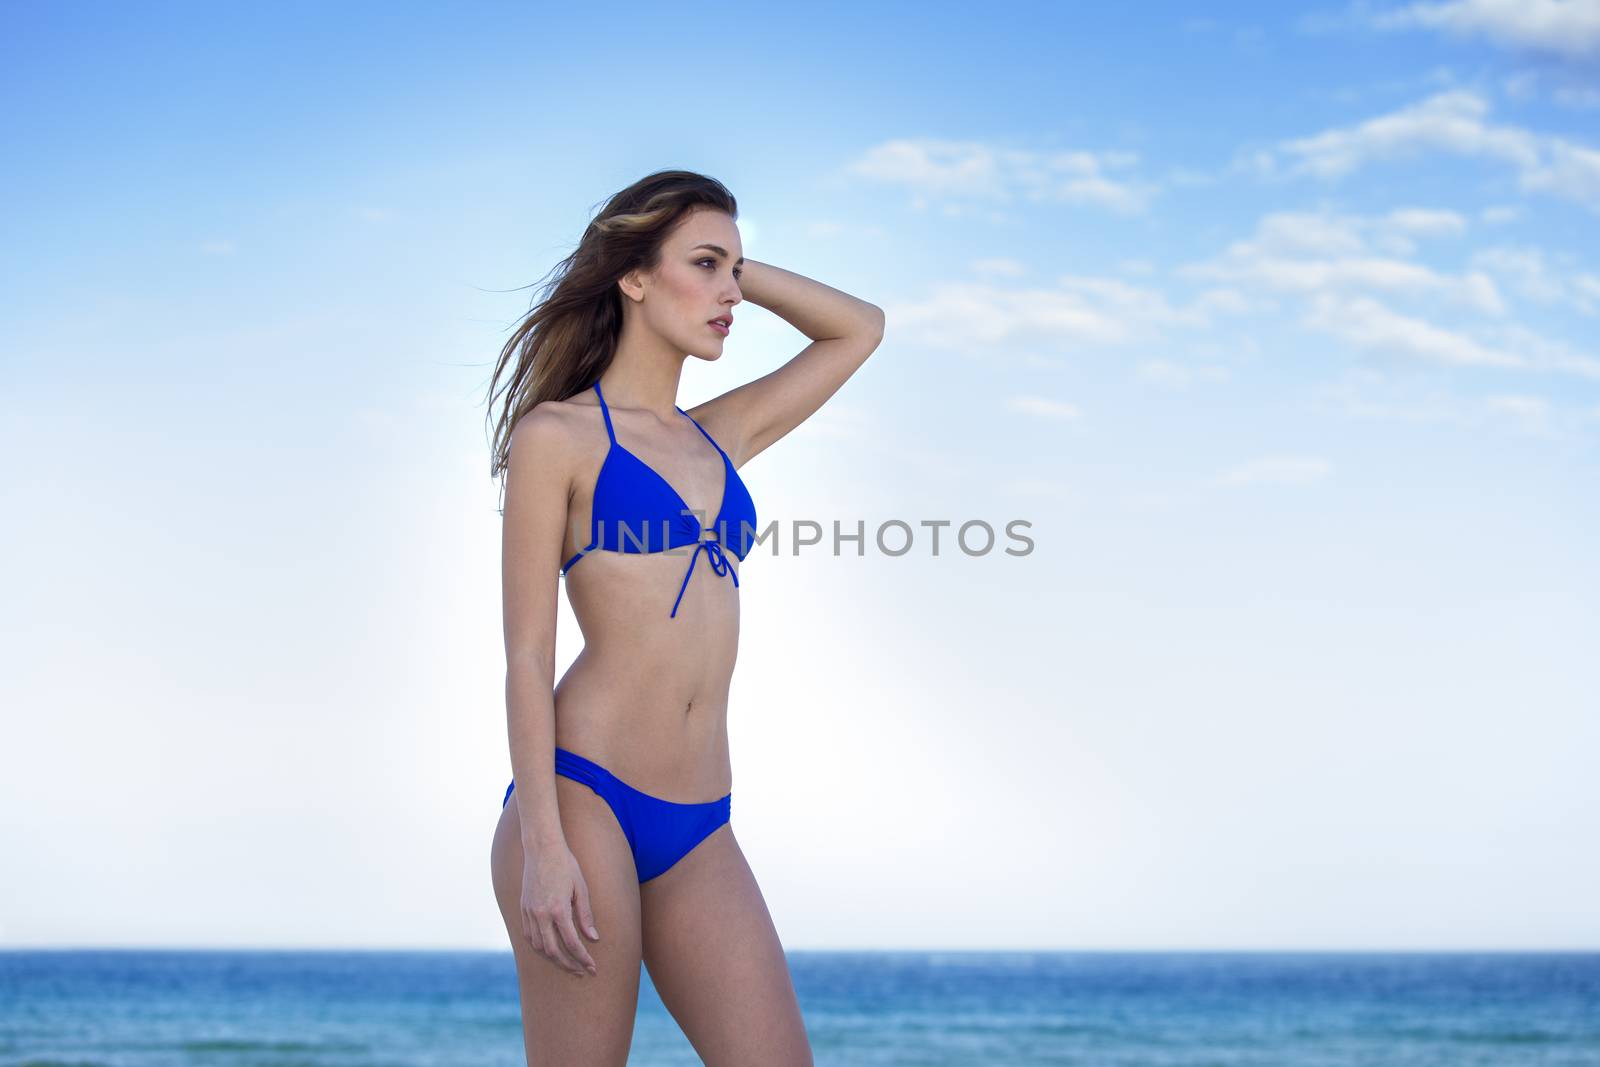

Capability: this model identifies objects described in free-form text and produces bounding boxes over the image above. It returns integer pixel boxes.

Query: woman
[483,170,884,1065]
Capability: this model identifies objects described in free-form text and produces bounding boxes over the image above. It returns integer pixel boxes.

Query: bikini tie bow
[669,528,739,619]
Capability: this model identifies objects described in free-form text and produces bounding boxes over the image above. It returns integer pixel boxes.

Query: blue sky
[2,1,1597,950]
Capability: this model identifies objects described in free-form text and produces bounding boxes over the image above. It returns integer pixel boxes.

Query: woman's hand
[520,844,601,977]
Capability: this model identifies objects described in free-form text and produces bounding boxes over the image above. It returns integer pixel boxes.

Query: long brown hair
[482,169,739,510]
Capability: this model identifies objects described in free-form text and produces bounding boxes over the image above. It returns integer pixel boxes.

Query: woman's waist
[550,662,733,798]
[565,624,740,692]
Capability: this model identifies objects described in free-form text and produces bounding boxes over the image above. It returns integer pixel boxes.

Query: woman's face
[628,207,744,360]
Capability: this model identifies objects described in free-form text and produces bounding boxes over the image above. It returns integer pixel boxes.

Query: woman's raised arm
[686,258,885,467]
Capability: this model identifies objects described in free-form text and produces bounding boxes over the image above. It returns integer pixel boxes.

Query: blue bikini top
[562,380,758,618]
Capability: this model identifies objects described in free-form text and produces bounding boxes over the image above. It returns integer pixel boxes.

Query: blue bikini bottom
[503,748,731,883]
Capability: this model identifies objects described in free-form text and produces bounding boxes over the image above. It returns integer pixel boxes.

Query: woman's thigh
[490,779,645,1066]
[639,824,813,1067]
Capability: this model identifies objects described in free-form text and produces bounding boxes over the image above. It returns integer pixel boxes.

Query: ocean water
[2,950,1597,1066]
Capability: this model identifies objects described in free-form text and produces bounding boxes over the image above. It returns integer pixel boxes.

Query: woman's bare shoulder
[509,393,600,461]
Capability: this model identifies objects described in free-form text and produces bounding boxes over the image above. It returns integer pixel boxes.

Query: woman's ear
[617,267,647,303]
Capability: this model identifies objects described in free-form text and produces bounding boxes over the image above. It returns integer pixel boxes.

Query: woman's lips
[708,320,730,336]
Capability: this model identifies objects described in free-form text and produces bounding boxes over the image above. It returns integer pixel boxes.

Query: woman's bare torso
[549,396,743,802]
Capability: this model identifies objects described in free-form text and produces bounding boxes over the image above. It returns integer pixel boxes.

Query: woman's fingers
[517,849,599,977]
[554,907,598,976]
[536,912,589,976]
[573,878,601,942]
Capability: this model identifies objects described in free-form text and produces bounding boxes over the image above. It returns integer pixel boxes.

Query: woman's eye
[699,258,740,280]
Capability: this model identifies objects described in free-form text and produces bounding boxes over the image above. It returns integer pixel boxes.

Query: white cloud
[1311,367,1472,424]
[971,257,1028,277]
[1134,359,1232,389]
[845,138,1156,214]
[1318,367,1585,437]
[1254,89,1600,214]
[1136,359,1195,389]
[1485,392,1551,421]
[997,476,1073,497]
[847,139,1005,196]
[1190,288,1258,316]
[1523,137,1600,205]
[1476,320,1600,377]
[1469,245,1600,312]
[1373,0,1600,59]
[1270,90,1541,178]
[1242,206,1465,256]
[1553,85,1600,109]
[1182,207,1600,381]
[806,220,889,240]
[1385,207,1470,239]
[887,281,1133,350]
[1484,392,1566,438]
[885,274,1226,354]
[1183,209,1505,314]
[1254,211,1369,255]
[1161,165,1221,187]
[1502,70,1541,101]
[1499,69,1600,110]
[1214,456,1334,487]
[1471,246,1566,301]
[1303,292,1525,367]
[1007,395,1082,419]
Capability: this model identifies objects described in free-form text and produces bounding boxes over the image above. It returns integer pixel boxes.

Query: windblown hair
[482,169,739,512]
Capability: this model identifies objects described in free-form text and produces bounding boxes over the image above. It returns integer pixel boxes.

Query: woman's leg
[490,777,645,1066]
[639,823,814,1066]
